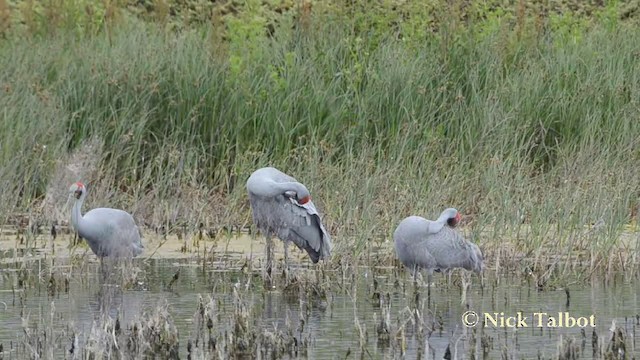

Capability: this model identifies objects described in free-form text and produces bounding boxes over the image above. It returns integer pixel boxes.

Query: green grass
[1,2,639,276]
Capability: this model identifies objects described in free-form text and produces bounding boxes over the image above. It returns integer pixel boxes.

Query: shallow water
[0,232,639,358]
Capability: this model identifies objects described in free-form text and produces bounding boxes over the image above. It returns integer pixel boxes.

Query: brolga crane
[393,208,483,298]
[246,167,332,279]
[69,182,144,266]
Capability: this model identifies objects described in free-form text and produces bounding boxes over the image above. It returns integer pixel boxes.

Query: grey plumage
[246,167,332,263]
[69,182,144,258]
[393,208,483,275]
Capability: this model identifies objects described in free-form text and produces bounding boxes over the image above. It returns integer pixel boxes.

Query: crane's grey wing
[400,238,438,271]
[82,208,143,257]
[129,223,144,256]
[469,242,484,272]
[424,227,482,272]
[248,193,331,263]
[393,216,437,271]
[295,199,332,259]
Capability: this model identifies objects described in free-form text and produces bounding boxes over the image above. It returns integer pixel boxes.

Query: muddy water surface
[0,231,638,359]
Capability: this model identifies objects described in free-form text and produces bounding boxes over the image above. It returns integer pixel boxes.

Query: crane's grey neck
[279,180,305,192]
[435,212,450,224]
[435,208,457,223]
[426,211,453,233]
[427,220,445,233]
[264,179,306,197]
[71,192,86,231]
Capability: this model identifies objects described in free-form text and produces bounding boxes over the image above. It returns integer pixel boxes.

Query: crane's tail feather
[289,229,326,264]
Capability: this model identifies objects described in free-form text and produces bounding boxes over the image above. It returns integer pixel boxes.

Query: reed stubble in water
[2,238,639,359]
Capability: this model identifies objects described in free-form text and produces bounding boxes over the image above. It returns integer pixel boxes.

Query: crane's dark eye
[447,217,458,227]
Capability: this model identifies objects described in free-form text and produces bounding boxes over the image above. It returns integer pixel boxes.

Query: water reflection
[0,258,638,359]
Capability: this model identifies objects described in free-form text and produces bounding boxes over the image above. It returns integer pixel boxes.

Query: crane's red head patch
[298,195,310,205]
[72,182,85,199]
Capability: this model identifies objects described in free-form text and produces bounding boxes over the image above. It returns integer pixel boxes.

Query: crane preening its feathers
[393,208,484,288]
[246,167,332,278]
[69,182,144,260]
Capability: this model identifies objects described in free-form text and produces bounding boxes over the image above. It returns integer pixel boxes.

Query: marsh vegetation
[0,0,639,358]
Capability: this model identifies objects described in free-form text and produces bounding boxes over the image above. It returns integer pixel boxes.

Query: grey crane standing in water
[246,167,332,279]
[69,182,144,264]
[393,208,483,299]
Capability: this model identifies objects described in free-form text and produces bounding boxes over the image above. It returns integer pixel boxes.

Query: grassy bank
[0,1,639,275]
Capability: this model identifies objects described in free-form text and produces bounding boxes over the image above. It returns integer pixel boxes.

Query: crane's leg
[283,241,290,281]
[460,271,470,306]
[411,266,420,307]
[99,256,106,281]
[264,235,273,285]
[427,270,433,308]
